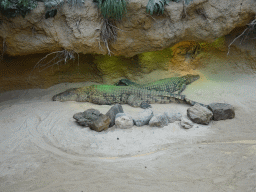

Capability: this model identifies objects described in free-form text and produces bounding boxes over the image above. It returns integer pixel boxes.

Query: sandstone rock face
[1,0,255,57]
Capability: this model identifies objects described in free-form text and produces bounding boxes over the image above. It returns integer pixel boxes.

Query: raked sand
[0,61,256,191]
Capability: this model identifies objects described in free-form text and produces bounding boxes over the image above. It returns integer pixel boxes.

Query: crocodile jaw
[52,88,78,101]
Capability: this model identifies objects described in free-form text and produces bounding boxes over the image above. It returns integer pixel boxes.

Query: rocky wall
[0,0,256,57]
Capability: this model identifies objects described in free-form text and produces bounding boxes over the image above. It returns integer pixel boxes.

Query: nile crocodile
[52,84,208,108]
[115,74,200,94]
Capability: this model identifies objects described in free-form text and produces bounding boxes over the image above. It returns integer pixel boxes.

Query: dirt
[0,47,256,191]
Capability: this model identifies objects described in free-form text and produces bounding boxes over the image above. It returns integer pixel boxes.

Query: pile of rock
[181,103,235,129]
[73,103,235,132]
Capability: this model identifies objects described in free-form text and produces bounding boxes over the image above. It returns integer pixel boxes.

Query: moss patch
[93,54,141,81]
[199,36,226,51]
[138,47,173,73]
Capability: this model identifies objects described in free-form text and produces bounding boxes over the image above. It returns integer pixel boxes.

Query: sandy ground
[0,59,256,191]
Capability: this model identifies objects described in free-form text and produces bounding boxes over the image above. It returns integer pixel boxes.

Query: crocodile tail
[184,97,208,108]
[168,93,208,107]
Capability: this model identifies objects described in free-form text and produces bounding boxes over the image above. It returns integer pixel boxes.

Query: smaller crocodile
[53,84,208,108]
[114,74,200,94]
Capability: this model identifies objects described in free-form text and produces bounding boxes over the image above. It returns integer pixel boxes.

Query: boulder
[149,114,169,128]
[115,115,134,129]
[208,103,235,121]
[73,109,101,126]
[187,104,213,125]
[106,104,124,127]
[89,114,111,132]
[164,111,182,123]
[180,117,194,129]
[133,109,154,127]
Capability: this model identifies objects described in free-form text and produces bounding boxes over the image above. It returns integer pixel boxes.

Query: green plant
[146,0,193,15]
[183,0,193,5]
[0,0,84,18]
[146,0,170,15]
[93,0,127,20]
[93,0,127,55]
[0,0,38,18]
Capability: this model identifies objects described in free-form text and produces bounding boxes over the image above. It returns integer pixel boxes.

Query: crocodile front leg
[177,83,187,95]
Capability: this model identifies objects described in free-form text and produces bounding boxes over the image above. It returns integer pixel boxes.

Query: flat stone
[133,109,154,127]
[106,104,124,127]
[149,114,169,128]
[208,103,235,121]
[180,117,194,129]
[164,111,182,123]
[187,103,213,125]
[73,108,101,126]
[115,115,134,129]
[89,114,111,132]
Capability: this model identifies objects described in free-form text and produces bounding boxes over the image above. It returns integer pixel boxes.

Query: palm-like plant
[94,0,127,20]
[146,0,170,15]
[93,0,127,55]
[146,0,193,15]
[0,0,37,18]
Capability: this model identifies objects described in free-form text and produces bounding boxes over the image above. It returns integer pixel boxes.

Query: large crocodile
[53,84,208,108]
[115,74,200,94]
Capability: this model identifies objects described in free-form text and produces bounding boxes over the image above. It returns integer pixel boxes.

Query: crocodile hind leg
[177,84,187,95]
[127,95,142,107]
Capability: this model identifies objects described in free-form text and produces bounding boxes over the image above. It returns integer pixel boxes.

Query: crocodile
[52,84,208,108]
[114,74,200,94]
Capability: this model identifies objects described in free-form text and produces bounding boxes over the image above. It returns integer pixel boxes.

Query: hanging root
[100,18,117,55]
[27,50,78,82]
[181,0,187,19]
[1,39,6,60]
[227,18,256,55]
[31,49,77,75]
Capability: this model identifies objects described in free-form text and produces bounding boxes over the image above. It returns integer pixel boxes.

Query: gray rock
[115,115,134,129]
[208,103,235,121]
[115,113,127,119]
[73,108,101,126]
[106,104,124,127]
[180,117,194,129]
[164,111,182,123]
[187,103,213,125]
[89,114,111,132]
[133,109,154,127]
[140,101,152,109]
[149,114,169,128]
